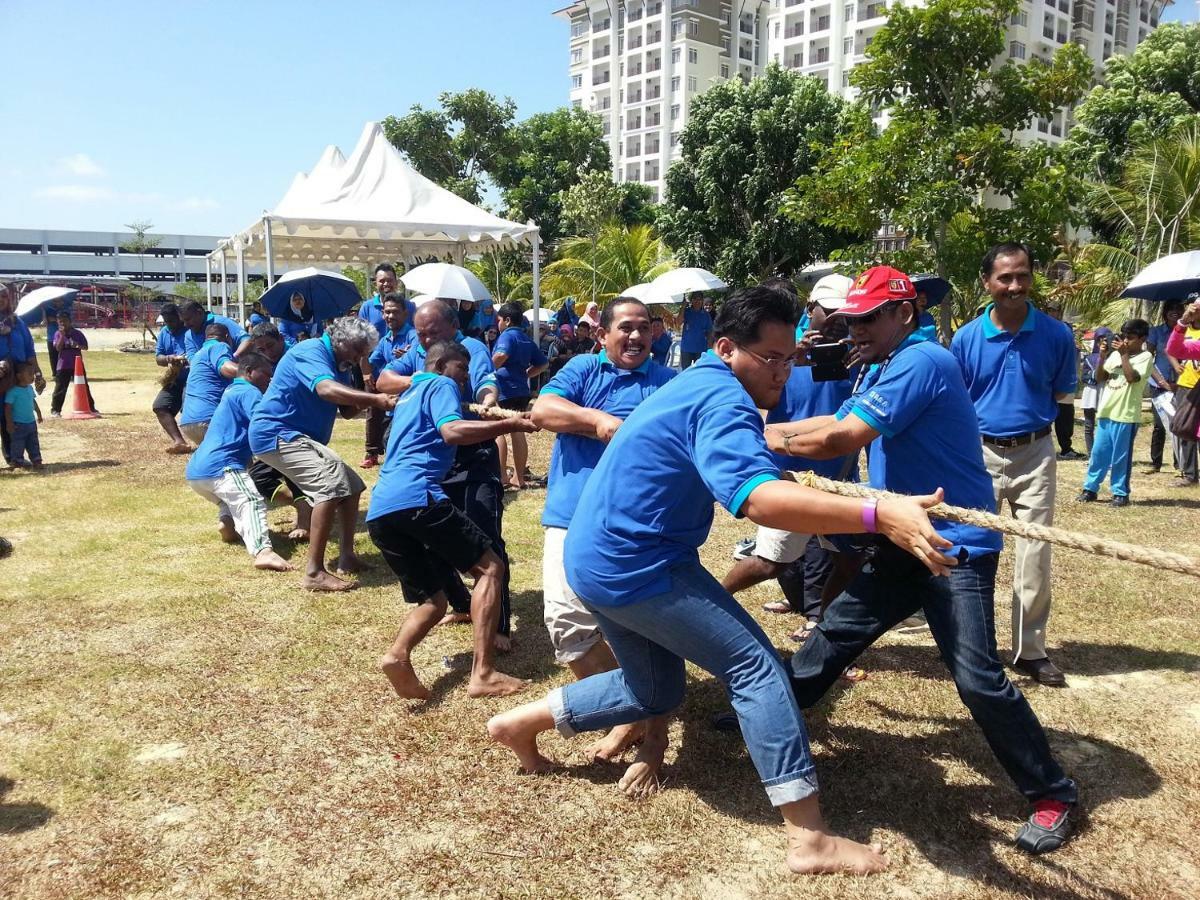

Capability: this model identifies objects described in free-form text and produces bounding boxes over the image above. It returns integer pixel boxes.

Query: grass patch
[1,349,1198,898]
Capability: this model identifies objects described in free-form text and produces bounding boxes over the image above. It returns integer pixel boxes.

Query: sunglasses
[846,302,899,326]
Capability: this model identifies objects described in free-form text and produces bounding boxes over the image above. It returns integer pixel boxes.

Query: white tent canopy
[206,121,542,329]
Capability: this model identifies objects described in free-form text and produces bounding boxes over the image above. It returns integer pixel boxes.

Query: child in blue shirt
[366,341,538,702]
[4,362,43,469]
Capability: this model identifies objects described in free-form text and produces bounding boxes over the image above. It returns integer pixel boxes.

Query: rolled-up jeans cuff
[546,687,578,738]
[764,770,820,806]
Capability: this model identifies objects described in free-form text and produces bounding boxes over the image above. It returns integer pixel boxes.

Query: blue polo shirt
[358,295,417,337]
[680,307,713,354]
[650,332,673,366]
[184,313,247,357]
[494,326,547,400]
[565,351,780,607]
[0,318,36,364]
[366,373,464,520]
[249,312,269,328]
[249,334,351,454]
[540,352,676,529]
[155,326,190,387]
[185,378,262,480]
[950,302,1078,437]
[767,365,856,479]
[384,332,496,400]
[180,339,234,426]
[837,337,1001,558]
[368,324,417,377]
[915,310,938,344]
[278,318,317,347]
[1148,323,1175,388]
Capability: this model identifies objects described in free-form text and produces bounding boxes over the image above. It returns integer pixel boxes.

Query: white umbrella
[1120,250,1200,302]
[400,263,490,304]
[619,283,655,302]
[524,307,555,324]
[15,285,77,320]
[645,267,727,304]
[410,294,441,308]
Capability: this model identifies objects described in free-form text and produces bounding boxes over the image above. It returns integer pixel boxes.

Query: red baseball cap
[833,266,917,317]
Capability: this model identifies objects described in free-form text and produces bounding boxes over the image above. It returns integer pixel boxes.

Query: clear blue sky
[0,1,571,236]
[1,1,1195,238]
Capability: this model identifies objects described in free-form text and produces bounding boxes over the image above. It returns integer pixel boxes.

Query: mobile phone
[809,342,850,383]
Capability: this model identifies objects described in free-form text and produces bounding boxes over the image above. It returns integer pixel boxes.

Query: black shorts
[152,381,185,415]
[367,499,493,604]
[499,396,530,412]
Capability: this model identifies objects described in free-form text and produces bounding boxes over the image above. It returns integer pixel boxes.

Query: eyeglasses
[847,302,899,326]
[735,343,799,371]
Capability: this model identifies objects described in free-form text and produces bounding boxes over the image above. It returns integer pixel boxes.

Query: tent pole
[205,256,213,310]
[263,216,275,288]
[235,239,247,325]
[531,230,542,346]
[220,249,229,317]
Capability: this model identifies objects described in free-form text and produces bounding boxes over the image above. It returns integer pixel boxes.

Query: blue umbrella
[910,274,951,307]
[260,267,362,323]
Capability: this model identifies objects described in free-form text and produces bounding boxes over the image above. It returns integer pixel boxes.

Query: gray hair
[326,316,380,354]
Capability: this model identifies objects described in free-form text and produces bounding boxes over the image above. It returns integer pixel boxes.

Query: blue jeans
[550,559,819,806]
[9,421,40,465]
[1083,419,1137,497]
[789,542,1077,805]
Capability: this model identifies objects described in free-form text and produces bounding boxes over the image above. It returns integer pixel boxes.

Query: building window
[841,71,850,87]
[1010,41,1025,59]
[571,74,583,88]
[720,63,730,78]
[688,20,699,37]
[672,47,680,63]
[571,48,582,64]
[1011,10,1027,27]
[844,4,853,22]
[843,36,852,54]
[572,99,582,108]
[626,163,640,182]
[687,75,697,91]
[688,47,698,63]
[646,162,660,180]
[670,132,680,146]
[671,75,680,91]
[670,103,680,120]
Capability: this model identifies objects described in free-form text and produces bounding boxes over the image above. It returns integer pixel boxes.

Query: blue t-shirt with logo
[950,302,1078,437]
[366,373,464,519]
[180,339,234,426]
[249,334,351,454]
[156,326,190,387]
[680,306,713,354]
[369,324,417,377]
[384,333,496,401]
[540,353,675,529]
[186,378,263,479]
[837,338,1001,558]
[184,312,247,357]
[767,365,856,479]
[493,326,547,400]
[565,352,779,607]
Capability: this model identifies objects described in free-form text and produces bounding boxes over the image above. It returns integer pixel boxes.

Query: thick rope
[465,403,525,420]
[791,471,1200,579]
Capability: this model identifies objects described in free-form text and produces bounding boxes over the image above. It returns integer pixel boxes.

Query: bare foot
[583,722,645,763]
[301,570,357,592]
[335,554,370,576]
[786,833,888,875]
[253,549,294,572]
[217,517,238,543]
[287,527,309,542]
[380,653,431,700]
[165,442,192,455]
[487,710,556,773]
[494,634,512,653]
[438,612,472,626]
[467,670,530,698]
[618,737,667,799]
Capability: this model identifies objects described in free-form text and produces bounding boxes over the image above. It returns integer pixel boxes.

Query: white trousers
[189,468,272,557]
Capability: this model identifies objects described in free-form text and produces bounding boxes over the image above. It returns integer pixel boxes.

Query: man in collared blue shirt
[180,300,248,357]
[649,316,673,366]
[361,292,416,469]
[179,323,239,445]
[678,293,713,369]
[356,263,400,338]
[950,243,1078,687]
[152,303,194,454]
[769,266,1079,856]
[489,284,954,875]
[492,303,548,489]
[250,317,397,593]
[530,298,675,787]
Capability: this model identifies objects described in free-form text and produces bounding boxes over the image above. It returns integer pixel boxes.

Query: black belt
[982,426,1051,448]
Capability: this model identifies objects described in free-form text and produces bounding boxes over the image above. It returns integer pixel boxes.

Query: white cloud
[58,153,105,177]
[36,184,114,201]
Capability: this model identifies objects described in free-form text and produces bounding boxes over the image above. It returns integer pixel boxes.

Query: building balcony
[814,16,830,31]
[738,47,752,60]
[739,20,754,34]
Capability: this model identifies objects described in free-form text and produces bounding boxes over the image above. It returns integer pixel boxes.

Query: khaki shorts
[543,526,603,665]
[754,525,812,565]
[257,435,365,506]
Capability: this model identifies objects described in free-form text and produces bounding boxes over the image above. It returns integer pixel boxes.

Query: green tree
[560,169,622,306]
[121,219,162,307]
[382,89,518,204]
[1065,23,1200,184]
[788,0,1092,338]
[542,223,675,305]
[657,65,866,287]
[466,251,531,304]
[340,265,370,299]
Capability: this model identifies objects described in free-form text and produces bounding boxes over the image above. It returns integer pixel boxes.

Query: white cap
[809,274,854,310]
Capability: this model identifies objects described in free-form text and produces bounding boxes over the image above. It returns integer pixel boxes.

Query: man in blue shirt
[531,297,675,791]
[678,292,713,369]
[361,293,416,469]
[185,351,292,573]
[179,323,238,445]
[649,316,673,366]
[356,262,398,338]
[492,303,548,489]
[367,341,537,701]
[950,243,1078,687]
[1146,300,1184,472]
[180,300,248,357]
[250,317,397,593]
[768,266,1078,856]
[489,284,954,875]
[152,302,194,454]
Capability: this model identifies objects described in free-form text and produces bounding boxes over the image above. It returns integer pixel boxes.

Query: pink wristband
[861,498,878,534]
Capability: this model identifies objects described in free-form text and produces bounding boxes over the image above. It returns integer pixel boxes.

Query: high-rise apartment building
[555,0,1171,200]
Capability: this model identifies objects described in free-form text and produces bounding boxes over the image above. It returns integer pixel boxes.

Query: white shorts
[188,468,272,557]
[543,527,603,665]
[754,525,813,565]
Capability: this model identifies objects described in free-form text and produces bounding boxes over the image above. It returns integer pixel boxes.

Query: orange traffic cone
[65,355,100,420]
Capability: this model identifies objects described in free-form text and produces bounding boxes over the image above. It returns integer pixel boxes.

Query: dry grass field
[2,348,1199,899]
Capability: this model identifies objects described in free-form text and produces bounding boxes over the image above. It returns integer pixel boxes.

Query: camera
[808,341,850,382]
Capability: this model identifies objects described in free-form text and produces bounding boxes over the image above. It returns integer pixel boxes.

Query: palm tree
[542,223,676,305]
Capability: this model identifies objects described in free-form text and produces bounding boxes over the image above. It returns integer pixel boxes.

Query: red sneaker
[1015,799,1075,853]
[360,454,379,469]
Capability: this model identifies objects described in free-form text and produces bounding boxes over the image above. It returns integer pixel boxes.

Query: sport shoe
[1015,799,1075,854]
[732,537,756,561]
[1056,449,1086,461]
[1171,477,1198,488]
[1074,490,1098,503]
[360,454,379,469]
[1110,495,1130,508]
[893,612,930,634]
